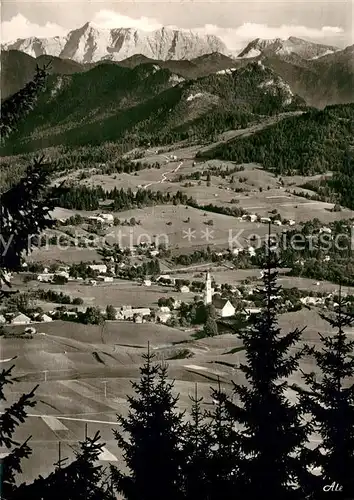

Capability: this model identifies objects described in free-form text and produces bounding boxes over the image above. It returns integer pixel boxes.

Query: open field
[36,205,283,258]
[3,302,352,484]
[27,280,197,307]
[76,159,354,225]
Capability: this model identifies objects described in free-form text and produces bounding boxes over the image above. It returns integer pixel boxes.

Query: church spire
[205,271,212,305]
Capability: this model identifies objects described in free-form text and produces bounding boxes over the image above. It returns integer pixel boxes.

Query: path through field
[143,161,183,189]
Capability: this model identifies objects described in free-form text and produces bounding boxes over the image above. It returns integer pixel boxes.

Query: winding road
[143,160,183,190]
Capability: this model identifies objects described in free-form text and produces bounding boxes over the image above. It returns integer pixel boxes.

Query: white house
[115,307,151,320]
[320,227,332,234]
[99,213,114,223]
[11,313,31,325]
[244,307,262,317]
[180,285,190,293]
[88,216,104,224]
[300,297,323,306]
[0,314,6,324]
[89,264,107,274]
[156,312,172,324]
[150,250,159,257]
[97,275,114,282]
[288,220,296,226]
[274,220,282,226]
[55,271,70,279]
[247,246,256,257]
[41,314,53,322]
[37,273,54,282]
[212,297,235,318]
[143,279,152,287]
[159,306,171,314]
[260,217,271,223]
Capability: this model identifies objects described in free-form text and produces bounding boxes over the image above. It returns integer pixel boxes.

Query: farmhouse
[37,273,54,282]
[11,313,31,325]
[88,216,104,223]
[89,264,107,274]
[143,279,152,287]
[156,312,172,324]
[212,297,235,318]
[97,275,114,282]
[180,285,190,293]
[99,213,114,224]
[159,306,171,314]
[115,306,151,320]
[244,307,262,317]
[41,314,53,322]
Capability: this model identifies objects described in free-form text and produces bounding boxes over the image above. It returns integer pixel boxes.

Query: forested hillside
[2,61,306,154]
[198,103,354,175]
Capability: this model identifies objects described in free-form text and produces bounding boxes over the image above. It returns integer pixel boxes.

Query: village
[1,259,347,336]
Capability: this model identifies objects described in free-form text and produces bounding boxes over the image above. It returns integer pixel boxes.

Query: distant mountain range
[1,23,344,64]
[1,26,353,153]
[1,40,353,108]
[1,23,227,63]
[238,36,339,59]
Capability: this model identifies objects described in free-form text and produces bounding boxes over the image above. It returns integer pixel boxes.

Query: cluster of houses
[240,214,296,227]
[35,264,114,285]
[113,304,179,324]
[0,312,53,326]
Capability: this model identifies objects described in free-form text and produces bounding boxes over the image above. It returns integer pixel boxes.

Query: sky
[1,1,353,52]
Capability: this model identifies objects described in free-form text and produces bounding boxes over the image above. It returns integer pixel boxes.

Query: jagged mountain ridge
[1,22,228,63]
[263,44,354,108]
[2,42,353,109]
[238,36,339,60]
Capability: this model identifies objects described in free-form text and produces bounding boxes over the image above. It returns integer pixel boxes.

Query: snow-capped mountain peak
[2,23,228,63]
[238,36,339,60]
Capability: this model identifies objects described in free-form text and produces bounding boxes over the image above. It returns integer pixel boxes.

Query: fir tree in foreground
[12,431,113,500]
[0,64,49,144]
[206,380,240,500]
[0,363,37,499]
[214,236,312,499]
[0,65,54,293]
[297,287,354,499]
[180,385,214,500]
[111,348,185,500]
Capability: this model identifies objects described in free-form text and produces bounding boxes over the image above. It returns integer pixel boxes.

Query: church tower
[205,271,212,305]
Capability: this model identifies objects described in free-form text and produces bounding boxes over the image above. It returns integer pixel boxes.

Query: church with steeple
[204,271,212,305]
[204,271,235,317]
